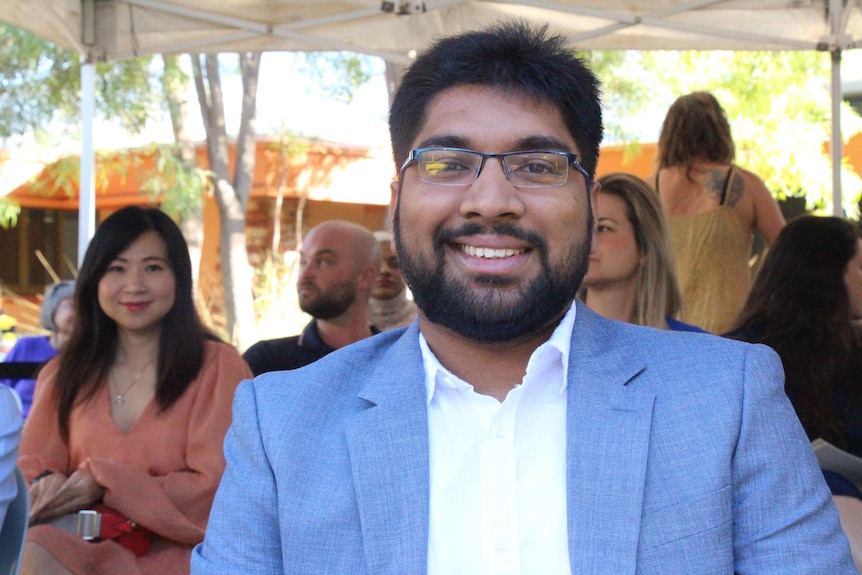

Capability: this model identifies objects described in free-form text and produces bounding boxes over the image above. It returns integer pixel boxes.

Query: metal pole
[830,0,843,216]
[78,59,96,267]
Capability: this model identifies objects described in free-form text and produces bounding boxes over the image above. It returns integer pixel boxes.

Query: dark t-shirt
[242,320,333,376]
[242,320,380,376]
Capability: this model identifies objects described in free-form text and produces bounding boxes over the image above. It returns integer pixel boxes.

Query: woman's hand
[28,468,105,523]
[28,472,67,524]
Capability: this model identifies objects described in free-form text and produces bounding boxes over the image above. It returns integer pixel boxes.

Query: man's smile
[459,245,527,259]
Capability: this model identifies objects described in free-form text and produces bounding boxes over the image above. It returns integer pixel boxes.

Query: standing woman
[655,91,786,334]
[18,206,252,575]
[580,172,704,332]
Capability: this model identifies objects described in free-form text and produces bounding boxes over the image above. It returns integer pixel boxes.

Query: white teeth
[461,245,525,258]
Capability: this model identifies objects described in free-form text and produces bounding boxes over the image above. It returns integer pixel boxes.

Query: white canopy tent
[3,0,860,60]
[1,0,860,261]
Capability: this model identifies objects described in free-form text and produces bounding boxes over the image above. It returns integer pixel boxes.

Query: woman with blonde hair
[581,172,704,332]
[655,91,785,333]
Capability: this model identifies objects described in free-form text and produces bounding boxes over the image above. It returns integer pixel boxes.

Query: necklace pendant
[114,394,125,405]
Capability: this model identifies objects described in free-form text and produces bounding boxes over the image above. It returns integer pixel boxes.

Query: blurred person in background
[1,280,76,418]
[655,91,785,334]
[580,172,705,332]
[726,215,862,571]
[243,220,381,375]
[369,230,417,331]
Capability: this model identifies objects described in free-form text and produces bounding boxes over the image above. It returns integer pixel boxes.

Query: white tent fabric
[1,0,860,257]
[4,0,860,62]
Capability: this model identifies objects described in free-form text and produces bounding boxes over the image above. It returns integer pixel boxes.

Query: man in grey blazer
[192,22,857,574]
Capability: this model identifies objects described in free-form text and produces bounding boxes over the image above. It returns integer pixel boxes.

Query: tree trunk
[192,52,260,351]
[161,54,204,292]
[272,132,287,257]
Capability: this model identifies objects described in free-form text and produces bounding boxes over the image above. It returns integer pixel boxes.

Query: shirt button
[494,426,506,438]
[495,537,509,551]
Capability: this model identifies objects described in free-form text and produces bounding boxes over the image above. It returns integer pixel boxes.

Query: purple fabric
[0,335,57,418]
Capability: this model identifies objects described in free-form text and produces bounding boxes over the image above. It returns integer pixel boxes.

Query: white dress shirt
[423,304,575,575]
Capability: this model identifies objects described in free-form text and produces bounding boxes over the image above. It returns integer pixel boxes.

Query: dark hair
[657,91,735,179]
[729,215,862,448]
[56,206,211,440]
[389,21,603,180]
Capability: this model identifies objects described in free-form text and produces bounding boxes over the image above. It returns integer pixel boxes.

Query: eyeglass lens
[417,149,570,187]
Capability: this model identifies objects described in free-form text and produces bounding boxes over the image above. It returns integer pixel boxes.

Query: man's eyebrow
[414,135,572,153]
[512,136,571,152]
[415,135,470,149]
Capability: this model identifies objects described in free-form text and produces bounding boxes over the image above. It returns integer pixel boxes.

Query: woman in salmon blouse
[18,206,252,575]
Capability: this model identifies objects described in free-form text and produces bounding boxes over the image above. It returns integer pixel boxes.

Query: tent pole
[830,0,843,216]
[78,59,96,267]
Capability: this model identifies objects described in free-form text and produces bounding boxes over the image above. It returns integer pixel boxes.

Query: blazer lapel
[566,305,654,575]
[345,325,430,575]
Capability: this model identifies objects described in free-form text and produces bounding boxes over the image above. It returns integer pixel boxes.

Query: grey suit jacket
[192,303,857,574]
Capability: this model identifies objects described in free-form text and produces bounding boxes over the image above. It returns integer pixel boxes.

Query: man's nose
[298,264,315,283]
[458,157,525,220]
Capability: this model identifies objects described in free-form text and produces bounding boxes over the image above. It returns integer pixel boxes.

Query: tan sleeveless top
[660,166,753,334]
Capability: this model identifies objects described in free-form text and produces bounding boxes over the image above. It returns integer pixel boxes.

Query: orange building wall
[596,142,658,180]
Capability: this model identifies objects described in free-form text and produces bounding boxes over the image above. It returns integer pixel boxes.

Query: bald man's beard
[298,280,358,320]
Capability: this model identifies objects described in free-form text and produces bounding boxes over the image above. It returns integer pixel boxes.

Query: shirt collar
[419,303,577,405]
[298,319,333,353]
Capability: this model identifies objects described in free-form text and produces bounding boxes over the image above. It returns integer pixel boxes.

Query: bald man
[242,220,382,376]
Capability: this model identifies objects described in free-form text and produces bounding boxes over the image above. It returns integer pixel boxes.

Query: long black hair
[56,206,211,440]
[729,215,862,448]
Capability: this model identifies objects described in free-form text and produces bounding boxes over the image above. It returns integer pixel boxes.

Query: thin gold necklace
[111,357,156,405]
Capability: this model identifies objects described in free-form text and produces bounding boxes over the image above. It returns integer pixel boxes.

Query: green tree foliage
[0,22,162,142]
[588,50,862,215]
[0,198,19,229]
[141,144,213,218]
[301,52,374,104]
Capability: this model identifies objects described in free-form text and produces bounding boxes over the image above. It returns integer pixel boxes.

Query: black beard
[394,205,592,342]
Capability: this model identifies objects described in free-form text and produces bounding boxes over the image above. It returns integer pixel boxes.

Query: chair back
[0,468,28,575]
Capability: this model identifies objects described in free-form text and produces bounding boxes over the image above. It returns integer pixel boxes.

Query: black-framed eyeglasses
[399,147,590,188]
